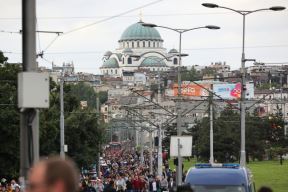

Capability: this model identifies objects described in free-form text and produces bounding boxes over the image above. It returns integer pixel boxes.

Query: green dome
[102,57,119,68]
[140,56,167,67]
[119,22,163,42]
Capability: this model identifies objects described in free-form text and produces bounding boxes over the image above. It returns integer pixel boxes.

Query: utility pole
[149,130,153,175]
[96,85,101,178]
[157,123,163,178]
[60,75,65,159]
[157,70,163,177]
[176,32,183,186]
[140,129,144,164]
[20,0,38,187]
[209,92,214,163]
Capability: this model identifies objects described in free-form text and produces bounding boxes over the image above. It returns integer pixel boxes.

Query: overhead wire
[62,0,164,35]
[0,9,287,20]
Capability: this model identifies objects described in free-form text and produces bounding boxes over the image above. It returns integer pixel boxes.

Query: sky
[0,0,288,74]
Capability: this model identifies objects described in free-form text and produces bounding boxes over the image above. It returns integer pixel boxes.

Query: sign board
[173,83,210,97]
[170,136,193,157]
[213,83,254,100]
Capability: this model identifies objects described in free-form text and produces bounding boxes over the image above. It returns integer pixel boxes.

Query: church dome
[168,48,178,54]
[101,57,119,68]
[104,51,112,57]
[119,21,163,42]
[123,48,133,54]
[140,56,167,67]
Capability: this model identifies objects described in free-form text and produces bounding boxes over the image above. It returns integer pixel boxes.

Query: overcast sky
[1,0,288,74]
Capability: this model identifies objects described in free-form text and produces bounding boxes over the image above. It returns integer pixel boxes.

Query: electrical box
[64,145,68,152]
[18,72,50,108]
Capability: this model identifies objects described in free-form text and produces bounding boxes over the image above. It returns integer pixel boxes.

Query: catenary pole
[20,0,39,188]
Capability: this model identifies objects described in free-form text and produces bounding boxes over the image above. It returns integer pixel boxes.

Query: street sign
[170,136,192,157]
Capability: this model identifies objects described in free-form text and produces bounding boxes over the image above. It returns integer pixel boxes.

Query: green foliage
[98,91,108,105]
[181,67,202,81]
[65,109,105,167]
[0,51,8,64]
[70,82,97,108]
[191,108,287,163]
[0,54,106,176]
[0,63,21,177]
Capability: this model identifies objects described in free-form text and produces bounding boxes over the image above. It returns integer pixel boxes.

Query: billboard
[173,82,211,97]
[213,83,254,100]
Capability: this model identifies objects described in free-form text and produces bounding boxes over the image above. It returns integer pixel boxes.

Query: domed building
[100,21,180,77]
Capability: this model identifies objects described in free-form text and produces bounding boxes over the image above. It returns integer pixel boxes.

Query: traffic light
[174,158,178,166]
[154,136,159,146]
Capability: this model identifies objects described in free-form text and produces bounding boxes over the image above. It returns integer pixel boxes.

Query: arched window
[143,41,145,47]
[148,41,151,47]
[111,69,113,74]
[115,69,117,74]
[153,42,155,47]
[127,42,129,47]
[122,57,125,64]
[173,58,178,65]
[157,42,159,47]
[132,42,134,48]
[128,57,132,64]
[137,41,140,47]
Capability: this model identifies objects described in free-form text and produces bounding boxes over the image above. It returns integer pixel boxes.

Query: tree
[181,67,202,81]
[0,52,106,176]
[0,62,21,177]
[65,109,105,167]
[0,51,8,64]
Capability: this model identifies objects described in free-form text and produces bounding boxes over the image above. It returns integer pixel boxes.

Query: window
[127,42,129,47]
[115,69,117,74]
[111,69,113,74]
[128,57,132,64]
[137,41,140,47]
[143,41,145,47]
[122,57,125,64]
[132,42,134,48]
[173,58,178,65]
[153,42,155,47]
[148,41,151,47]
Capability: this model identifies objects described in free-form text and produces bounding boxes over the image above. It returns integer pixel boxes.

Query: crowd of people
[80,146,178,192]
[0,179,20,192]
[0,143,275,192]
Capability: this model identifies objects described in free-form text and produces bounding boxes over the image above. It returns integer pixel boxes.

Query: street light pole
[209,92,214,163]
[240,13,247,167]
[202,2,286,167]
[142,23,220,185]
[60,75,65,159]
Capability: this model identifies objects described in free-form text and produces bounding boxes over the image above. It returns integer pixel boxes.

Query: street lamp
[202,2,286,167]
[142,23,220,185]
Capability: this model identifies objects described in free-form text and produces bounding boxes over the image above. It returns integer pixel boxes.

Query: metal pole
[20,0,38,186]
[60,77,65,159]
[158,70,161,103]
[240,14,246,167]
[209,95,214,163]
[158,123,163,177]
[140,129,144,164]
[176,32,183,186]
[149,130,153,175]
[96,86,101,178]
[177,138,181,183]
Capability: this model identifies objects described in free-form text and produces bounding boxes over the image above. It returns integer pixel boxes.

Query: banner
[213,83,254,100]
[173,82,211,97]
